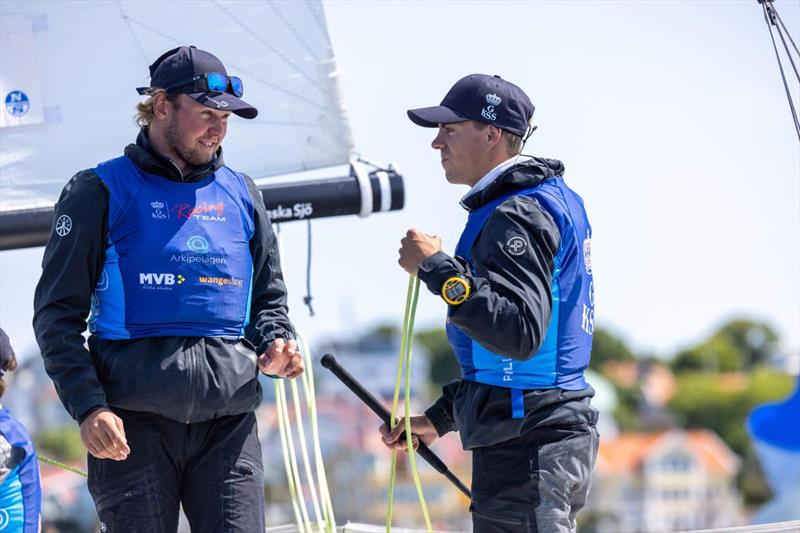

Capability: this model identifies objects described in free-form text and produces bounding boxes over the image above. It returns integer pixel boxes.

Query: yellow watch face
[442,276,470,305]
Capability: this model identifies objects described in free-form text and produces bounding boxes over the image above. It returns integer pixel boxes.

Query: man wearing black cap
[33,46,301,531]
[380,74,599,532]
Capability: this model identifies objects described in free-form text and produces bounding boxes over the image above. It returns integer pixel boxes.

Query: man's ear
[152,93,172,121]
[486,125,504,148]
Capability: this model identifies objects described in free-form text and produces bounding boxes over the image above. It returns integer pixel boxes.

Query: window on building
[659,452,693,472]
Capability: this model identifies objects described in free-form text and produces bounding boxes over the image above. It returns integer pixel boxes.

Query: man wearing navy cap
[34,46,301,531]
[381,74,599,532]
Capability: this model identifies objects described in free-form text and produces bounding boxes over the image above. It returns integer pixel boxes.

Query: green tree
[671,318,779,373]
[716,319,779,368]
[590,326,636,370]
[416,328,460,389]
[35,426,85,462]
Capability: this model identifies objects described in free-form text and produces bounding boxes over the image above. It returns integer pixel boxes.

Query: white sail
[0,0,354,212]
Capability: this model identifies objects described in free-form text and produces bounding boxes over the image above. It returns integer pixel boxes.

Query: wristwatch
[441,276,471,305]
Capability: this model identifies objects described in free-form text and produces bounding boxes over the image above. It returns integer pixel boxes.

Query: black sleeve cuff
[256,331,296,356]
[76,403,107,425]
[417,251,468,299]
[424,396,458,437]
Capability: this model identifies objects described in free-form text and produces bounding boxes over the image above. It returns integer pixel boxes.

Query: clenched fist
[398,228,442,275]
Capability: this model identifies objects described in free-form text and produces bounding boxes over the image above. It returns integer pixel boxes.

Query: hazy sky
[1,0,798,361]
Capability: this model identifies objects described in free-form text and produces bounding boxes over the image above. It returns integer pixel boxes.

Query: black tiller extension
[320,353,472,500]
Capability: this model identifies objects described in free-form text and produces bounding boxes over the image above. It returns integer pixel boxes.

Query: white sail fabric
[0,0,354,212]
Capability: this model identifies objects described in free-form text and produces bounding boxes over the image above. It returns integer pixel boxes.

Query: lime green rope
[276,380,308,533]
[298,332,337,533]
[290,376,324,531]
[386,276,416,531]
[37,455,87,477]
[386,275,432,532]
[402,277,432,531]
[284,379,313,531]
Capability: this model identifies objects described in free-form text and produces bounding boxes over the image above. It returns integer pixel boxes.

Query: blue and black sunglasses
[137,72,243,97]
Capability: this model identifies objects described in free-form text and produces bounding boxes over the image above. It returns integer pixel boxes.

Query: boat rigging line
[386,276,431,532]
[758,0,800,142]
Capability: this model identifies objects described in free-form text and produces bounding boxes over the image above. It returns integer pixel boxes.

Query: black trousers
[87,408,265,533]
[470,425,599,533]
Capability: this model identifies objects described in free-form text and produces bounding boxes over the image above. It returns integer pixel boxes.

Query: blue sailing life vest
[447,177,594,396]
[89,156,255,339]
[0,408,41,533]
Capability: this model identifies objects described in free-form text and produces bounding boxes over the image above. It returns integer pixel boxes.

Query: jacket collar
[460,157,565,212]
[124,128,224,182]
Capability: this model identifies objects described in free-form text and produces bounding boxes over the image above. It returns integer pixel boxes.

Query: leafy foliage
[35,426,84,462]
[416,328,460,389]
[671,319,779,373]
[590,327,636,370]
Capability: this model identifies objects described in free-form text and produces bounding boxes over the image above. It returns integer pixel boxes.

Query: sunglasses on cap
[137,72,243,97]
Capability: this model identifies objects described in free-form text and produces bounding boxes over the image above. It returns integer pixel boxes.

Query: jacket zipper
[185,340,196,424]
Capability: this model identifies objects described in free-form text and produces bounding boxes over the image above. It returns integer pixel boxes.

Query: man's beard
[165,119,214,170]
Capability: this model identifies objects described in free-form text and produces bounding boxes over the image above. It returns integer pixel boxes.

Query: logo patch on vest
[505,236,527,256]
[583,230,592,274]
[187,235,209,253]
[151,201,168,220]
[171,201,227,222]
[139,272,184,290]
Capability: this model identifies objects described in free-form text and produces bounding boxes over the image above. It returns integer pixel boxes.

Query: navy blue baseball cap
[408,74,534,137]
[137,46,258,119]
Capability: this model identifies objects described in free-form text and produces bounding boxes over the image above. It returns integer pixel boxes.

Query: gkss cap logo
[505,236,527,256]
[481,93,501,121]
[55,215,72,236]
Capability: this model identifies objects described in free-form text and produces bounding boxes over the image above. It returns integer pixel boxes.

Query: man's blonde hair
[134,90,180,128]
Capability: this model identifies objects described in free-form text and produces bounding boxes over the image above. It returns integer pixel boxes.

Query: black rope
[760,0,800,142]
[303,219,315,317]
[769,5,800,84]
[774,6,800,56]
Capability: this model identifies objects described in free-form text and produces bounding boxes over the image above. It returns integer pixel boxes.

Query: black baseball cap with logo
[407,74,534,137]
[136,45,258,119]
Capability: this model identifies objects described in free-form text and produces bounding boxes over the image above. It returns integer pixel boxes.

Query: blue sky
[1,0,798,360]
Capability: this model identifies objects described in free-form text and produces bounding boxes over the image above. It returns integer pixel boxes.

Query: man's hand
[79,408,130,461]
[379,415,439,452]
[398,228,442,276]
[258,338,304,379]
